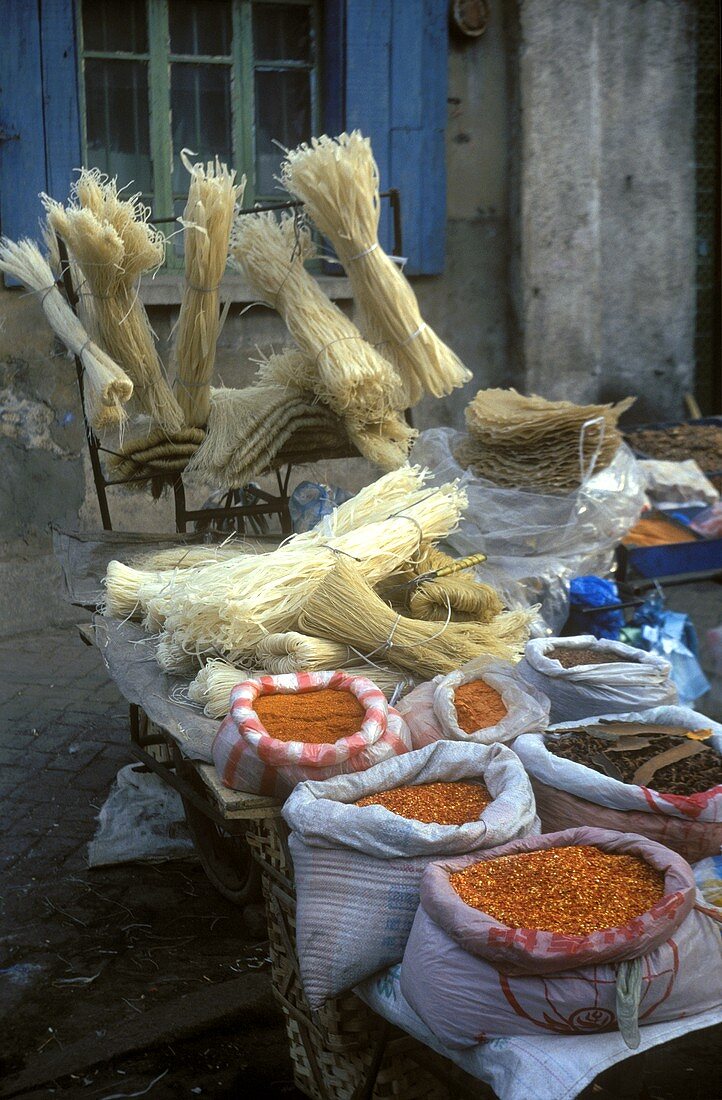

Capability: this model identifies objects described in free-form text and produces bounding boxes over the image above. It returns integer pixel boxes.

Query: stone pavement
[0,625,299,1097]
[1,620,721,1099]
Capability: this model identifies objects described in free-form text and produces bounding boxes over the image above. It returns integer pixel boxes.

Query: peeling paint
[0,388,65,454]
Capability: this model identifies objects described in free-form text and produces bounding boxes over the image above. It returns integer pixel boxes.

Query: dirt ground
[1,602,722,1098]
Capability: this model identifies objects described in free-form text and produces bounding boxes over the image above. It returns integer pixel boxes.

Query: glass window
[82,0,148,53]
[169,0,232,55]
[78,0,320,264]
[253,3,312,61]
[84,58,153,193]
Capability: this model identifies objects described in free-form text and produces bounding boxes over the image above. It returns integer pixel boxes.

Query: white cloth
[355,963,722,1100]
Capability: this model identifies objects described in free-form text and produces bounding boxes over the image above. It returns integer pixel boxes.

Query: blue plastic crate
[623,506,722,578]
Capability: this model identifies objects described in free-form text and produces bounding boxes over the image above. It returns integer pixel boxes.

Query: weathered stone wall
[517,0,697,420]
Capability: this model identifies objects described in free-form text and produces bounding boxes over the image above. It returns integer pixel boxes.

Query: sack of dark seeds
[518,636,677,723]
[513,706,722,861]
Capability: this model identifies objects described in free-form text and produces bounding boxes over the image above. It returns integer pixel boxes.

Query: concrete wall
[517,0,697,420]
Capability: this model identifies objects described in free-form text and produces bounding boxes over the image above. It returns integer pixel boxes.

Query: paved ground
[0,627,299,1098]
[1,611,722,1099]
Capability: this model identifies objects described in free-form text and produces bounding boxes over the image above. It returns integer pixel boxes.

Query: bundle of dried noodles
[44,171,184,432]
[298,556,533,679]
[186,382,351,488]
[105,465,430,621]
[175,152,245,427]
[104,476,466,661]
[0,237,133,432]
[230,212,414,469]
[380,545,504,624]
[282,131,471,407]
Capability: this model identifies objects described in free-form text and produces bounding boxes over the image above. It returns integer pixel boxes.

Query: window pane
[169,0,232,56]
[84,59,152,193]
[255,69,311,194]
[171,65,233,195]
[82,0,148,53]
[253,3,312,62]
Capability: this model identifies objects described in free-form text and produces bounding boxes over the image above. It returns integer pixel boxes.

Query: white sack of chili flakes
[211,670,411,798]
[400,827,722,1050]
[397,659,549,750]
[283,739,538,1009]
[513,707,722,862]
[518,636,677,724]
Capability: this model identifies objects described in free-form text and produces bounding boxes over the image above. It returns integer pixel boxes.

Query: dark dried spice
[547,646,631,669]
[548,730,722,795]
[627,424,722,472]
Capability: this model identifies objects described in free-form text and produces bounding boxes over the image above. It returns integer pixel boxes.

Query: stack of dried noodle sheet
[455,388,635,494]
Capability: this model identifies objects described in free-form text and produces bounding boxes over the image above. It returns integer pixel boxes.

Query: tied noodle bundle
[175,152,245,427]
[188,657,410,719]
[146,480,467,659]
[298,555,532,680]
[281,131,471,407]
[230,212,414,470]
[132,542,252,571]
[380,544,504,624]
[104,475,467,661]
[187,379,351,488]
[105,465,430,620]
[44,172,184,433]
[253,632,351,675]
[0,238,133,432]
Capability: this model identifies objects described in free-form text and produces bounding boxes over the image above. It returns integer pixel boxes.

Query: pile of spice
[548,728,722,795]
[547,646,630,669]
[622,514,697,548]
[254,688,366,744]
[450,845,665,933]
[627,423,722,472]
[453,679,508,733]
[355,781,491,825]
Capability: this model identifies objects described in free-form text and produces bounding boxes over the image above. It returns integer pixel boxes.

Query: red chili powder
[454,679,507,734]
[254,688,366,743]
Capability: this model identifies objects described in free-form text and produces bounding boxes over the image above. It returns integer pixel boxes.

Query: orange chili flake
[355,781,491,825]
[454,679,507,734]
[450,845,665,934]
[254,688,366,744]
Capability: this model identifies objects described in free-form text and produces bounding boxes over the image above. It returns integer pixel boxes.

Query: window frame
[75,0,322,268]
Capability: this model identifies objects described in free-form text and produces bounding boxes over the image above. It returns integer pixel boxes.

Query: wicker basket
[247,818,486,1100]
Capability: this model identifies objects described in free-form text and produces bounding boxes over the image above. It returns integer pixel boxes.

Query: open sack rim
[418,825,695,976]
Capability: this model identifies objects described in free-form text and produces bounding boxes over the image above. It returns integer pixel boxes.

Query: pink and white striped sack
[212,670,412,798]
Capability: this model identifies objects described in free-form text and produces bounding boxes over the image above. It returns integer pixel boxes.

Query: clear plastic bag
[411,429,646,632]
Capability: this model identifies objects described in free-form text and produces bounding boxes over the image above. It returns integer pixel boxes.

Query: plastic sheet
[87,764,196,866]
[411,429,646,632]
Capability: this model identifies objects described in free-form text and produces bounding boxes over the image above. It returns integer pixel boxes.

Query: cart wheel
[181,775,261,908]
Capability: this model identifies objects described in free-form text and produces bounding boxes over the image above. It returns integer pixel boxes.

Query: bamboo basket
[247,816,483,1100]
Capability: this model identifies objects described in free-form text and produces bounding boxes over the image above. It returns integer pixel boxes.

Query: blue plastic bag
[566,576,624,640]
[622,595,710,706]
[290,481,352,534]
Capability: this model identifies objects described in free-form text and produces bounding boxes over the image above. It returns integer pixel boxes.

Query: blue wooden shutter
[0,2,48,245]
[343,0,447,275]
[0,0,80,283]
[40,0,82,205]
